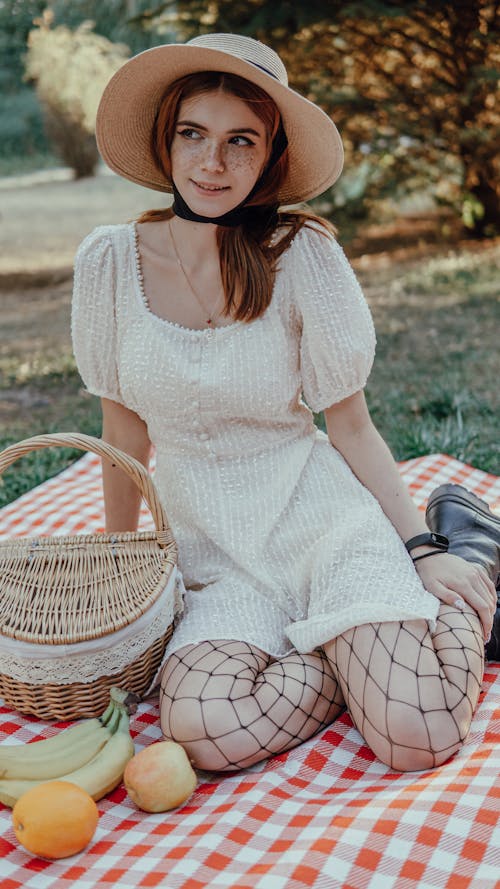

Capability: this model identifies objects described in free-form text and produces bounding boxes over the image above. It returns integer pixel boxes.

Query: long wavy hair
[137,71,335,322]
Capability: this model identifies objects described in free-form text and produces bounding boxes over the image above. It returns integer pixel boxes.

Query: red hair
[138,71,334,322]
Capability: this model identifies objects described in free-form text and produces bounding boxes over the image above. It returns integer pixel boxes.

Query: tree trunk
[467,174,500,237]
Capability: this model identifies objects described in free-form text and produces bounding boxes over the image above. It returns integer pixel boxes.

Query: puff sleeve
[71,226,124,405]
[292,225,376,412]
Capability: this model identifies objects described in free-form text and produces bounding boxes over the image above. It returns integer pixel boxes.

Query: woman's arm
[101,397,152,532]
[324,390,496,637]
[324,390,428,542]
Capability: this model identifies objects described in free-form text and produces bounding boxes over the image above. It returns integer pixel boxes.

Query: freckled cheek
[227,155,259,172]
[224,148,266,177]
[170,142,203,173]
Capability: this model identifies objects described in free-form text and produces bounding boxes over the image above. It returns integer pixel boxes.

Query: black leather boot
[425,483,500,661]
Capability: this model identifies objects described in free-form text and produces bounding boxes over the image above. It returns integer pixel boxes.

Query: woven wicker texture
[0,433,178,720]
[0,632,172,721]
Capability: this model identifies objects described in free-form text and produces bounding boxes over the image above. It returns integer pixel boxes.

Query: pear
[124,741,197,813]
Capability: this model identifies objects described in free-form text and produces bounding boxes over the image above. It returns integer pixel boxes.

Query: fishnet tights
[159,605,484,773]
[324,603,484,771]
[159,641,344,771]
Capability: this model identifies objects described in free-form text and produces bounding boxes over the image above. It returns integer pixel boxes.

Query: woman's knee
[367,698,472,771]
[160,691,246,770]
[327,618,480,772]
[159,647,265,770]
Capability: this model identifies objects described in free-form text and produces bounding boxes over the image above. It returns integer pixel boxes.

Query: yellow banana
[66,707,136,801]
[0,722,112,781]
[0,705,135,807]
[0,701,116,781]
[0,781,21,809]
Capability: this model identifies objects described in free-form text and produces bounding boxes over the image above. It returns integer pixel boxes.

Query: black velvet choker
[172,183,279,228]
[171,183,271,227]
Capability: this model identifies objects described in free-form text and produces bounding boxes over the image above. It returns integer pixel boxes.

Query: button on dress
[71,222,439,658]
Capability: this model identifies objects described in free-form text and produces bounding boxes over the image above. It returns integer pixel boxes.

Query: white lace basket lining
[0,567,185,691]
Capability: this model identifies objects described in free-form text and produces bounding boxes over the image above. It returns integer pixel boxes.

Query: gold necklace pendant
[169,223,223,327]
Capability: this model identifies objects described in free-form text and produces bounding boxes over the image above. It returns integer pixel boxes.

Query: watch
[404,532,449,554]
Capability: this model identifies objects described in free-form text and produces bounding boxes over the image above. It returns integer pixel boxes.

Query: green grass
[359,246,500,472]
[0,346,103,507]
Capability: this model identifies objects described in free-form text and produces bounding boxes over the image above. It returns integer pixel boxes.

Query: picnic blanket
[0,452,499,889]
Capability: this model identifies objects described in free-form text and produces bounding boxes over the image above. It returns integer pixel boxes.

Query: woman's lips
[191,179,229,194]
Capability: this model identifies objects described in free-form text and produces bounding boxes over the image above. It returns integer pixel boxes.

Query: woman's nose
[201,141,225,172]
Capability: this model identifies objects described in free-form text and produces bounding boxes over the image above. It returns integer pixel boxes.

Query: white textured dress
[72,221,439,658]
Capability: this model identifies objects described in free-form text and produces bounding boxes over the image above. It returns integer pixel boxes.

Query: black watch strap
[405,532,449,554]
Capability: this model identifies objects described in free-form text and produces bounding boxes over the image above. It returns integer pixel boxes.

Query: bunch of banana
[0,688,137,808]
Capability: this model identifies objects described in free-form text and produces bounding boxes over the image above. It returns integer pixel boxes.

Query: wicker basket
[0,432,179,721]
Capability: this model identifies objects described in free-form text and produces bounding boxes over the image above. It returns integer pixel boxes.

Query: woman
[72,33,499,773]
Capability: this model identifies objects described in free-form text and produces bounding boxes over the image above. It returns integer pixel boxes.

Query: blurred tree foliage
[137,0,499,236]
[46,0,166,53]
[0,0,156,168]
[2,0,498,235]
[0,0,45,90]
[0,0,48,160]
[25,12,129,176]
[0,0,154,88]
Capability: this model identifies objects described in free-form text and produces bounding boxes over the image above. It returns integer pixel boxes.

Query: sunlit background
[0,0,499,502]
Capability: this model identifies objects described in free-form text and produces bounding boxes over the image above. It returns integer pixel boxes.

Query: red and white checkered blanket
[1,453,499,888]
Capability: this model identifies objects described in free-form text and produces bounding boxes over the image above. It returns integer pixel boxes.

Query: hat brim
[96,44,343,205]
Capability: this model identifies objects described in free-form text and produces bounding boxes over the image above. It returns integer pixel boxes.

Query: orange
[12,781,99,859]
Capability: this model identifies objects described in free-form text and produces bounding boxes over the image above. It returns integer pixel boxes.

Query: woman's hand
[414,552,497,641]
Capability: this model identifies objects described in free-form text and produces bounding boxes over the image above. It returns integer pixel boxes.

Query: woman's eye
[178,128,201,140]
[230,135,255,147]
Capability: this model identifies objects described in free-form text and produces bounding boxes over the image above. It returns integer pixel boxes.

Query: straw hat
[96,33,344,205]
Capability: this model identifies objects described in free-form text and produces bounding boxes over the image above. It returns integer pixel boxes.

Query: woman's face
[170,89,269,217]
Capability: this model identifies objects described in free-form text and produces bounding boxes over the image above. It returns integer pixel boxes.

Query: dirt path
[0,167,166,282]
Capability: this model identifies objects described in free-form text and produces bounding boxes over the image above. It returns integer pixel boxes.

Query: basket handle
[0,432,173,547]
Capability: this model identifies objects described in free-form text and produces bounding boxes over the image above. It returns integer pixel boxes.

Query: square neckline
[130,222,246,337]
